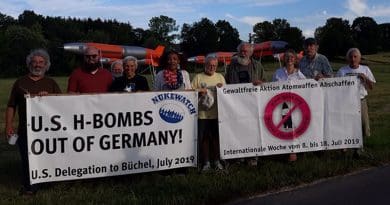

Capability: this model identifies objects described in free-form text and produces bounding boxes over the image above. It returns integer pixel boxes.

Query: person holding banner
[67,46,113,93]
[225,42,264,85]
[191,56,226,171]
[299,38,333,80]
[272,49,306,162]
[110,56,150,92]
[5,49,62,195]
[225,42,264,166]
[336,48,376,138]
[154,50,191,91]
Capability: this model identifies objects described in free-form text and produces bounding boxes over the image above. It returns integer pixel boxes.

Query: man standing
[5,49,62,195]
[299,38,333,80]
[67,46,112,93]
[110,60,123,80]
[225,42,264,166]
[225,42,264,85]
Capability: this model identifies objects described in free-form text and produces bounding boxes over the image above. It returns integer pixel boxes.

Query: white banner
[218,77,362,159]
[26,91,198,184]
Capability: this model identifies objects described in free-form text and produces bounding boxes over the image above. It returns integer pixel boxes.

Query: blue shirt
[299,53,333,79]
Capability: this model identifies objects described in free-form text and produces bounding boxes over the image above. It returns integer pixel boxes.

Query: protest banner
[26,91,198,184]
[218,77,362,159]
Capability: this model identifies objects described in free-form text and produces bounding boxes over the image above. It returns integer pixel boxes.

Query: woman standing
[272,49,306,162]
[110,56,149,92]
[154,50,191,91]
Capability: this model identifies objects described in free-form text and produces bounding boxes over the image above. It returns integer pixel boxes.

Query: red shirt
[67,67,112,93]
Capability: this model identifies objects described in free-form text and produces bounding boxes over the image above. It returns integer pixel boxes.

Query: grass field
[0,53,389,205]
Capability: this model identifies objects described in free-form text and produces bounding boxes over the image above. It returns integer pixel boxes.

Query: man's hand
[252,80,263,86]
[37,91,49,96]
[198,88,207,97]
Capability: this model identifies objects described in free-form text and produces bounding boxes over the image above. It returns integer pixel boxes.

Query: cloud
[251,0,299,7]
[290,11,331,37]
[226,13,266,26]
[302,29,315,38]
[370,5,390,17]
[344,0,390,18]
[0,0,195,28]
[207,0,298,6]
[345,0,368,16]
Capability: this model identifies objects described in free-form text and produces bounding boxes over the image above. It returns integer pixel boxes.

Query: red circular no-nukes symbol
[263,92,311,140]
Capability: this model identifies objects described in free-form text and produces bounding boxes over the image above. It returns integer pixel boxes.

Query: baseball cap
[304,38,317,46]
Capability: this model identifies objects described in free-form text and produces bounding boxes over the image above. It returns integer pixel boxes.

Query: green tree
[379,23,390,51]
[352,16,379,54]
[0,12,16,29]
[273,18,290,39]
[148,15,179,47]
[253,21,276,43]
[315,17,355,59]
[180,18,218,56]
[279,27,304,51]
[0,25,48,76]
[215,20,241,51]
[18,10,44,27]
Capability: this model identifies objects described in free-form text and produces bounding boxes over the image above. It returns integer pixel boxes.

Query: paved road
[227,165,390,205]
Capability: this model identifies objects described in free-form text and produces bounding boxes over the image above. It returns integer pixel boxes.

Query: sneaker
[19,187,36,196]
[354,149,374,159]
[214,160,224,170]
[202,162,211,171]
[288,153,297,162]
[247,158,257,166]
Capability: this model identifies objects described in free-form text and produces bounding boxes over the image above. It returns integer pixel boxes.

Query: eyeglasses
[84,54,98,59]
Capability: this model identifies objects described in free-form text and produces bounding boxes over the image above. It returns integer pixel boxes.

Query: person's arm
[140,76,150,91]
[225,65,232,84]
[252,60,264,85]
[358,73,374,90]
[182,71,192,90]
[322,57,333,77]
[153,71,163,91]
[5,107,16,140]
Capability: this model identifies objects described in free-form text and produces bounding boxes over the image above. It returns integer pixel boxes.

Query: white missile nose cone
[63,43,86,54]
[187,57,196,62]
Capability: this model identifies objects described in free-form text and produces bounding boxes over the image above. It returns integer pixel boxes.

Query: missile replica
[63,42,165,66]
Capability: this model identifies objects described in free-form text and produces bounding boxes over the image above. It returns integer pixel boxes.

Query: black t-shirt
[238,70,250,83]
[109,75,150,92]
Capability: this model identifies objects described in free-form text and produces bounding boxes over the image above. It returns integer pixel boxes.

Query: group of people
[5,38,376,195]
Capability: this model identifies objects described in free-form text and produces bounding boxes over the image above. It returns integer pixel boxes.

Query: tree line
[0,10,389,77]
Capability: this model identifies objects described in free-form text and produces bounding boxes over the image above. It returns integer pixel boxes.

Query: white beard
[29,66,46,77]
[237,56,250,66]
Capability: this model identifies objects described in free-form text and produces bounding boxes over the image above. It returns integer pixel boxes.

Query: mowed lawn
[0,53,389,205]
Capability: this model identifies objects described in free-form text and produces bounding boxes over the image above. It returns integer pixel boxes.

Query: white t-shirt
[336,64,376,99]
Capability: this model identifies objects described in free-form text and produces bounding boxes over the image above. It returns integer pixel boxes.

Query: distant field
[0,53,389,205]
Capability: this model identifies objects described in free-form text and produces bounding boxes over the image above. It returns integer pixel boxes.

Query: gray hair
[205,55,218,66]
[237,42,254,55]
[123,56,138,68]
[110,60,123,71]
[26,49,51,71]
[346,47,361,59]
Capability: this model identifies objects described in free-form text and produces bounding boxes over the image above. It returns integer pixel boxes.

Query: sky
[1,0,390,41]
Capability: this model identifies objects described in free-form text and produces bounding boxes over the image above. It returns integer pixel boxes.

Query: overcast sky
[1,0,390,41]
